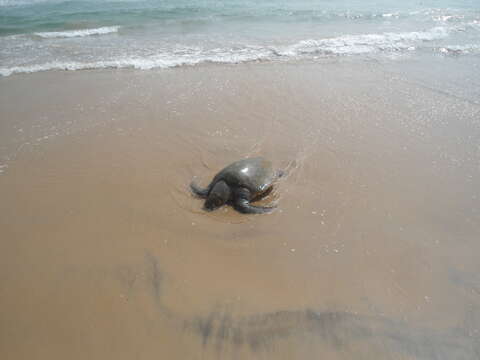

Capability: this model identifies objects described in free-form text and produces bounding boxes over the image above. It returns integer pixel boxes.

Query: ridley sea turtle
[190,157,282,214]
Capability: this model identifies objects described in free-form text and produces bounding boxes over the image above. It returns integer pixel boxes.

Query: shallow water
[0,0,479,75]
[0,58,479,359]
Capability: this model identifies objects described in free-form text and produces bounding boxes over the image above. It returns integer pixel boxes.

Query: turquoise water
[1,0,479,75]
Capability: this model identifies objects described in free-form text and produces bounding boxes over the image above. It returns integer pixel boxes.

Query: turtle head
[205,181,231,211]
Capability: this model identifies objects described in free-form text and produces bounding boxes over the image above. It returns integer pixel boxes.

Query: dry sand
[0,59,479,359]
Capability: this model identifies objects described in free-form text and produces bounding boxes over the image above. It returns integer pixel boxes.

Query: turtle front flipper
[233,187,275,214]
[190,181,210,198]
[234,198,276,214]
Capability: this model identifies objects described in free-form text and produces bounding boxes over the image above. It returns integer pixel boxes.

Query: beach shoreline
[1,59,479,359]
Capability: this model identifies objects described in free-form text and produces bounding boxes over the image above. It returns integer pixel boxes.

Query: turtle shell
[212,157,276,196]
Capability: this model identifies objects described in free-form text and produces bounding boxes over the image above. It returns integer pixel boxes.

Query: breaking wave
[34,26,120,38]
[0,25,470,76]
[439,44,480,55]
[0,49,274,76]
[276,26,451,56]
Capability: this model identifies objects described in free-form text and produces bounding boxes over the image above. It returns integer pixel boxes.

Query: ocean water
[0,0,479,76]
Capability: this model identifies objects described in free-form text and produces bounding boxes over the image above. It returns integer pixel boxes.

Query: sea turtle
[190,157,282,214]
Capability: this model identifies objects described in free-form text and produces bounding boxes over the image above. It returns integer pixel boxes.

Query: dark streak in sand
[137,255,479,358]
[145,251,163,304]
[185,309,480,359]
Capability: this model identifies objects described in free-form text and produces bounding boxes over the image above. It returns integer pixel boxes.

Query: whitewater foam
[0,49,275,76]
[277,27,451,56]
[439,44,480,55]
[0,26,466,77]
[34,26,120,39]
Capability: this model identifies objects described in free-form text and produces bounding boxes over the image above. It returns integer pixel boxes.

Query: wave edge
[34,26,120,39]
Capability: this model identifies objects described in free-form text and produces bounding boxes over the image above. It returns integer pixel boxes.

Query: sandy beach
[0,58,479,359]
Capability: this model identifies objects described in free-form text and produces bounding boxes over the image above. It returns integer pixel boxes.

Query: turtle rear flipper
[190,181,209,198]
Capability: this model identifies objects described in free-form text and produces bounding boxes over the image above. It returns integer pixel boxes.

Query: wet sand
[0,59,479,359]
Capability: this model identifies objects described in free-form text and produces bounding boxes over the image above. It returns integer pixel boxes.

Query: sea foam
[0,49,274,76]
[439,44,480,55]
[0,26,461,76]
[34,26,120,39]
[277,26,451,56]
